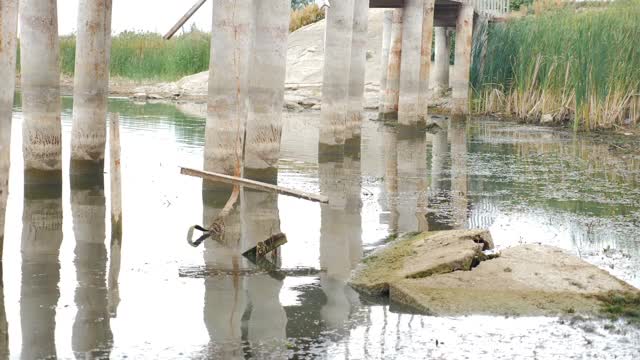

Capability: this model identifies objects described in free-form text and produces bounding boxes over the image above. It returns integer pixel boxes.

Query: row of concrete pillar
[377,3,473,125]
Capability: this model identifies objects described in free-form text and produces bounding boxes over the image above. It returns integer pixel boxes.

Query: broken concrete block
[349,229,494,297]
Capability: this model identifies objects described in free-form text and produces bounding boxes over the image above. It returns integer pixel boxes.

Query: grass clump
[596,291,640,324]
[472,0,640,130]
[290,3,325,32]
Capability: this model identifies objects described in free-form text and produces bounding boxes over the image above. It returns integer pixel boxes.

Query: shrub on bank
[472,0,640,130]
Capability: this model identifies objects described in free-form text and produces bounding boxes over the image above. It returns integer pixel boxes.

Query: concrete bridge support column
[320,0,355,155]
[71,0,113,178]
[418,0,435,121]
[204,0,254,180]
[346,0,370,151]
[433,27,451,97]
[378,11,393,115]
[0,0,19,258]
[19,0,62,183]
[452,5,474,114]
[398,0,433,128]
[245,0,290,183]
[380,9,403,120]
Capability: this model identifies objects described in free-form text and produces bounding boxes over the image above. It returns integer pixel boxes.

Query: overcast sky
[57,0,214,35]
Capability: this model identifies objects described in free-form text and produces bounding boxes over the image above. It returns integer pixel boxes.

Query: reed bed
[290,4,325,32]
[472,0,640,130]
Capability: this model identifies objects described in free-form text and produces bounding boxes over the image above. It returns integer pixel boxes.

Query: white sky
[57,0,214,35]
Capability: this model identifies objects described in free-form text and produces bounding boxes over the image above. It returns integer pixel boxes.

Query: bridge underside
[371,0,463,27]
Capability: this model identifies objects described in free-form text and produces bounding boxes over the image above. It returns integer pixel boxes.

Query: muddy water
[1,96,639,359]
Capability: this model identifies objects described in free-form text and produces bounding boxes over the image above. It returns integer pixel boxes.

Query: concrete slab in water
[351,230,639,316]
[349,229,494,296]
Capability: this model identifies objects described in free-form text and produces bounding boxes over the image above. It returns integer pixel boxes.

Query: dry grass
[290,4,325,32]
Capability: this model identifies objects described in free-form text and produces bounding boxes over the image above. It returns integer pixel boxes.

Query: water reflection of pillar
[382,127,399,233]
[397,132,428,232]
[71,176,113,359]
[241,188,286,355]
[425,120,450,230]
[202,188,246,359]
[1,264,8,359]
[449,117,469,229]
[318,152,362,330]
[20,185,63,360]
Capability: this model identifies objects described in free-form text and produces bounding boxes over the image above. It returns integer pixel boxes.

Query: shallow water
[1,97,639,359]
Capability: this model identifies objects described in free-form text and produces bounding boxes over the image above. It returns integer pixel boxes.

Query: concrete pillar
[418,0,435,119]
[20,186,63,360]
[0,264,7,359]
[378,11,393,114]
[433,27,451,97]
[452,5,474,114]
[19,0,62,182]
[202,188,247,359]
[346,0,369,149]
[320,0,355,154]
[0,0,18,261]
[71,0,113,177]
[245,0,290,183]
[71,179,113,359]
[381,9,403,119]
[204,0,254,177]
[398,0,432,128]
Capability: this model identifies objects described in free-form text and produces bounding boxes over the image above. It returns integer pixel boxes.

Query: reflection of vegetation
[597,292,640,325]
[472,1,640,130]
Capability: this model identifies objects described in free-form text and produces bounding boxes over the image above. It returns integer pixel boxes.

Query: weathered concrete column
[418,0,435,119]
[245,0,290,183]
[71,179,113,359]
[381,9,403,119]
[320,0,355,154]
[19,0,62,182]
[345,0,369,150]
[0,265,7,359]
[433,27,451,97]
[0,0,19,260]
[452,5,474,114]
[378,11,393,114]
[21,186,63,360]
[204,0,254,178]
[71,0,113,177]
[398,0,432,128]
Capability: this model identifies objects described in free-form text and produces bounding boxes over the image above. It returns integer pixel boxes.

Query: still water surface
[1,97,640,359]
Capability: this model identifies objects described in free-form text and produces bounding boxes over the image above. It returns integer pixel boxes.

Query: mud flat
[350,230,639,317]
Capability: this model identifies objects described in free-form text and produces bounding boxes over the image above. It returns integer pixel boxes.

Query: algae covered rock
[349,229,494,296]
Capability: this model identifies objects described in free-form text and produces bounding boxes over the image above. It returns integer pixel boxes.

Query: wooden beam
[180,167,329,204]
[163,0,208,40]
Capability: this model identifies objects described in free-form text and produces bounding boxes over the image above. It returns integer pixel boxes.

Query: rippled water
[1,96,639,359]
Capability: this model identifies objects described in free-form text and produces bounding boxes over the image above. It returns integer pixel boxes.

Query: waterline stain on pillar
[433,27,451,97]
[19,0,63,183]
[245,0,290,184]
[204,0,254,188]
[71,0,113,178]
[346,0,370,152]
[0,0,19,260]
[452,5,474,115]
[378,11,393,116]
[320,0,355,154]
[381,9,403,120]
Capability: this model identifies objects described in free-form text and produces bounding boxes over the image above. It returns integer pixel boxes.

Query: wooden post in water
[19,0,62,183]
[0,0,19,260]
[345,0,369,150]
[71,0,113,178]
[378,11,393,115]
[452,4,474,115]
[244,0,290,183]
[381,9,403,120]
[204,0,253,180]
[319,0,355,155]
